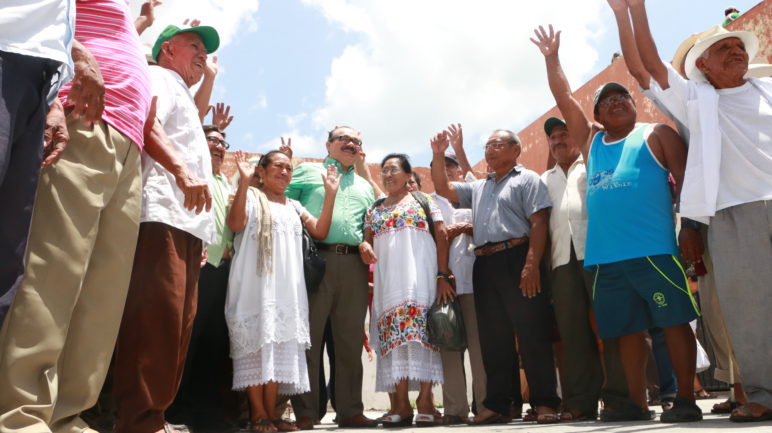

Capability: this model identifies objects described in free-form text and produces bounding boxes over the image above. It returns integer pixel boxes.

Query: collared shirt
[140,65,216,244]
[541,156,588,269]
[58,0,151,149]
[285,157,374,245]
[453,165,552,246]
[207,173,234,266]
[0,0,75,103]
[433,193,475,295]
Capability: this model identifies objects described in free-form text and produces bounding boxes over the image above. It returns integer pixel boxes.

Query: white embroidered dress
[365,197,444,392]
[225,189,311,394]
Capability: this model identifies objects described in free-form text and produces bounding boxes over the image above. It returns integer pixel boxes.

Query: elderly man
[0,1,166,432]
[112,23,219,433]
[532,24,700,422]
[167,124,236,430]
[285,126,378,429]
[539,116,630,421]
[0,0,75,324]
[624,0,772,421]
[431,129,561,425]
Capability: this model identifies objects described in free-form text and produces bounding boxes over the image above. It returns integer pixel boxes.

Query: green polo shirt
[207,173,234,266]
[286,157,375,245]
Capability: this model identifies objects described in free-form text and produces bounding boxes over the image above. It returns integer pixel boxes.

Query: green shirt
[207,174,234,266]
[286,157,375,245]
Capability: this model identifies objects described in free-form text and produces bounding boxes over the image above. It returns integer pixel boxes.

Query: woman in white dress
[360,153,455,427]
[226,150,339,432]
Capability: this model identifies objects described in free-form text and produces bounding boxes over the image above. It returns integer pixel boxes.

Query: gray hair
[491,129,521,145]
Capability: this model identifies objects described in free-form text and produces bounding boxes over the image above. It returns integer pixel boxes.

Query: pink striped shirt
[59,0,151,150]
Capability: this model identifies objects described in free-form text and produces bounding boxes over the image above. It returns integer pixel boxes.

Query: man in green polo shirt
[286,126,377,429]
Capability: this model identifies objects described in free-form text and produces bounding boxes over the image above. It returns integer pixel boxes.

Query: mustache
[341,144,358,153]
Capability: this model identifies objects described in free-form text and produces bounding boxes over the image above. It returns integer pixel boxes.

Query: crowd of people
[0,0,770,432]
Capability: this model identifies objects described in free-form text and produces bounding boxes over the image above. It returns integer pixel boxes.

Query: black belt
[316,243,359,255]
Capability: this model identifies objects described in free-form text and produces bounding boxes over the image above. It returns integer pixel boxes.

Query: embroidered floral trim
[376,300,437,356]
[366,201,436,236]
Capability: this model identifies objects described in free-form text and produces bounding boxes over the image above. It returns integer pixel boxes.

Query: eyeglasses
[206,136,230,149]
[332,135,362,147]
[597,93,631,109]
[380,167,403,176]
[483,140,513,150]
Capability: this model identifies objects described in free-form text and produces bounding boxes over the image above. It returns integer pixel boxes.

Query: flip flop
[381,413,414,428]
[415,413,436,427]
[467,413,512,425]
[272,418,299,432]
[559,409,596,422]
[711,399,739,414]
[536,412,559,424]
[729,404,772,422]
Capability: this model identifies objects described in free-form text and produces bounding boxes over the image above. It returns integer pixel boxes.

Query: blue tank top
[584,124,678,266]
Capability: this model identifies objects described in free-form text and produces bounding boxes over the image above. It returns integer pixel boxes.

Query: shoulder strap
[411,191,436,239]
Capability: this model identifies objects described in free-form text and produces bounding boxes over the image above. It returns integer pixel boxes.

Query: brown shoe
[337,413,379,428]
[294,416,315,430]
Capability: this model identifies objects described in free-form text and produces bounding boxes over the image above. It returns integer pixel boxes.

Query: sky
[132,0,763,167]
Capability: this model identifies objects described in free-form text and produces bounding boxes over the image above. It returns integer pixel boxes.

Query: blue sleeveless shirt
[584,124,678,266]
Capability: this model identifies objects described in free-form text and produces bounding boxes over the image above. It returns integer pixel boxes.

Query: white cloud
[300,0,607,164]
[131,0,260,49]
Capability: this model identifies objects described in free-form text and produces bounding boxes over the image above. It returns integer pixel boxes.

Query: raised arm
[135,0,162,35]
[608,0,651,89]
[430,131,459,203]
[447,124,474,177]
[354,150,384,198]
[227,150,253,232]
[530,25,593,160]
[194,55,218,122]
[301,164,341,240]
[627,0,670,88]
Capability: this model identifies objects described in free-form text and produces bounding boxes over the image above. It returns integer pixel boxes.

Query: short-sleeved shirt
[453,165,552,246]
[433,193,475,295]
[207,173,234,266]
[59,0,151,150]
[58,0,151,149]
[541,156,588,269]
[140,66,215,244]
[0,0,75,103]
[285,157,374,245]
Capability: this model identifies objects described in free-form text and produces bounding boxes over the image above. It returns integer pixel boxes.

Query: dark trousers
[167,261,236,428]
[0,51,57,325]
[113,222,202,433]
[473,243,560,414]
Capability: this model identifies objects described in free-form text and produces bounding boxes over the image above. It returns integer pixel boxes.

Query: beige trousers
[440,294,487,417]
[0,117,141,433]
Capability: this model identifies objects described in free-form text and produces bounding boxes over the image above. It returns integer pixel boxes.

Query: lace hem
[232,341,310,395]
[227,311,310,359]
[375,342,443,392]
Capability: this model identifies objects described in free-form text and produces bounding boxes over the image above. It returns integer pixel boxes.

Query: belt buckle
[335,244,347,255]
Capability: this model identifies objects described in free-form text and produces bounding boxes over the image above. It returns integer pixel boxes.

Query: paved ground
[317,397,772,432]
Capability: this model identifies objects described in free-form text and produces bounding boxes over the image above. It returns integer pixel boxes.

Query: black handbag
[299,218,326,293]
[427,299,467,351]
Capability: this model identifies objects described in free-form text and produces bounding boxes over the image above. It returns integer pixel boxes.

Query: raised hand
[430,131,450,155]
[208,102,233,130]
[183,18,201,27]
[279,137,293,158]
[625,0,645,7]
[234,150,254,183]
[136,0,163,35]
[321,164,341,195]
[447,123,464,153]
[530,25,561,57]
[204,55,218,79]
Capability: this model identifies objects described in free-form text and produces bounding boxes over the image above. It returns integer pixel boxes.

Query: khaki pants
[292,250,369,421]
[0,118,141,433]
[440,294,486,417]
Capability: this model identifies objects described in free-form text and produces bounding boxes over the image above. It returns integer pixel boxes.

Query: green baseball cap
[543,117,566,136]
[152,24,220,61]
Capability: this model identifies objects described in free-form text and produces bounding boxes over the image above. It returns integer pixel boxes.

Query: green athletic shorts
[591,254,700,339]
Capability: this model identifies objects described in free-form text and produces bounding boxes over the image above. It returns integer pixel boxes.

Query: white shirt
[140,66,216,244]
[432,194,475,295]
[651,64,772,219]
[540,156,588,269]
[0,0,75,102]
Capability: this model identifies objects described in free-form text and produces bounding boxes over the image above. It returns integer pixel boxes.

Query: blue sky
[134,0,762,167]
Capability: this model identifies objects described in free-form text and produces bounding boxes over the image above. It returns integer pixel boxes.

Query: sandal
[536,412,559,424]
[600,399,655,422]
[711,399,739,414]
[522,408,537,422]
[729,403,772,422]
[272,418,299,432]
[247,419,277,432]
[467,411,512,425]
[381,413,414,428]
[694,388,714,399]
[559,409,596,422]
[414,413,435,427]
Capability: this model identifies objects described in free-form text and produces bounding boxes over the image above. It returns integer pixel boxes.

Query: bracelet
[436,271,453,280]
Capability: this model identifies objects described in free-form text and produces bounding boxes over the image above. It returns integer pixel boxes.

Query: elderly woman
[225,150,339,432]
[360,153,454,427]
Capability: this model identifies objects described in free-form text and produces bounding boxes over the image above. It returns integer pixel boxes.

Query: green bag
[427,299,467,351]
